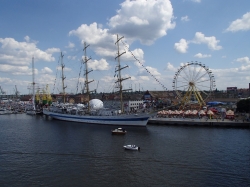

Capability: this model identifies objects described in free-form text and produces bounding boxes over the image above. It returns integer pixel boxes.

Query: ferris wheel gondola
[172,62,216,109]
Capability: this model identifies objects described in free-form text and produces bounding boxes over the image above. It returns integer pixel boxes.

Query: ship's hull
[43,109,149,126]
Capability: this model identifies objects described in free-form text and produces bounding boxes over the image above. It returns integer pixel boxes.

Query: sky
[0,0,250,95]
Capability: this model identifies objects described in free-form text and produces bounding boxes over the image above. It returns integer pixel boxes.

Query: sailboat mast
[60,52,67,103]
[83,42,93,112]
[115,34,131,113]
[32,57,35,107]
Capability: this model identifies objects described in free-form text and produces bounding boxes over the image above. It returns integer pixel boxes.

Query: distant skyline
[0,0,250,95]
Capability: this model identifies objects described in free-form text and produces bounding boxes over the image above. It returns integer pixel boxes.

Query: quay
[148,118,250,128]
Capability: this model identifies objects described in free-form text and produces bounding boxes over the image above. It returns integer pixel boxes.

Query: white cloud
[174,39,188,53]
[236,57,250,64]
[239,64,250,71]
[45,48,60,54]
[138,66,161,77]
[138,76,150,81]
[65,42,75,48]
[165,62,177,72]
[88,58,109,71]
[192,0,201,2]
[194,53,211,58]
[123,47,145,67]
[212,67,250,89]
[41,67,53,74]
[0,64,30,74]
[0,37,58,67]
[108,0,175,45]
[181,16,190,22]
[225,12,250,32]
[59,66,71,72]
[69,22,116,59]
[69,22,111,47]
[192,32,222,50]
[24,36,30,42]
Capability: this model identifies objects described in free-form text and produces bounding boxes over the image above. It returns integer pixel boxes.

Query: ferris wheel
[172,62,216,109]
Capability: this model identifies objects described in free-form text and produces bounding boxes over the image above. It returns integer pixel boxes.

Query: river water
[0,114,249,187]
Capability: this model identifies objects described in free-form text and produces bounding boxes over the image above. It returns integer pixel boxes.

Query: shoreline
[148,117,250,128]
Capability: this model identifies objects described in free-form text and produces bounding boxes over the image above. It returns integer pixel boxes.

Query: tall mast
[32,57,35,108]
[83,42,93,112]
[115,34,131,113]
[61,52,67,103]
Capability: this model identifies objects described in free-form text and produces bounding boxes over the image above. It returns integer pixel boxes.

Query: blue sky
[0,0,250,95]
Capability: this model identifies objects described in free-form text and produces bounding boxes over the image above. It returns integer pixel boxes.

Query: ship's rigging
[120,40,167,90]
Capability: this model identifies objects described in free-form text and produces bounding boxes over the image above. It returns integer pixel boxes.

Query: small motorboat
[111,127,127,135]
[123,145,140,151]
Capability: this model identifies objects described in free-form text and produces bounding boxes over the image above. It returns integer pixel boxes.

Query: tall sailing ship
[43,35,153,126]
[26,57,36,115]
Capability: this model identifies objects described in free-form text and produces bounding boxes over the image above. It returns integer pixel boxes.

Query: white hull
[123,145,140,150]
[43,108,150,126]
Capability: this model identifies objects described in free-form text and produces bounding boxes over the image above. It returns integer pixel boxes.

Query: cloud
[56,66,71,72]
[108,0,175,45]
[212,67,250,88]
[236,57,250,64]
[225,12,250,32]
[88,58,110,71]
[165,62,177,72]
[45,48,60,54]
[123,47,145,67]
[41,67,53,74]
[174,39,189,53]
[138,76,150,81]
[24,36,30,42]
[138,66,161,77]
[65,42,75,49]
[191,0,201,2]
[181,16,190,22]
[0,37,59,67]
[69,22,111,47]
[194,53,211,58]
[69,22,116,59]
[192,32,222,50]
[0,64,30,74]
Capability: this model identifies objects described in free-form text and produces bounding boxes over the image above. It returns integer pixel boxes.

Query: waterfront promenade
[148,117,250,128]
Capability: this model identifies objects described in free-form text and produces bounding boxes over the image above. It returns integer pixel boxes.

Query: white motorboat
[111,127,127,135]
[123,145,140,151]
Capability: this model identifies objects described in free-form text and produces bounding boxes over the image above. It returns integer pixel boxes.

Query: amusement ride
[172,62,216,110]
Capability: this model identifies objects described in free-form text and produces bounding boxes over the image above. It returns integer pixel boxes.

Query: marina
[149,117,250,128]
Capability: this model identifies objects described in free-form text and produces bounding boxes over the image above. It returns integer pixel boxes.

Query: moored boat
[123,145,140,151]
[111,127,127,135]
[43,35,153,126]
[26,57,36,116]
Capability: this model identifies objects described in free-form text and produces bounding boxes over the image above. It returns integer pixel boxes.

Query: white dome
[89,99,103,109]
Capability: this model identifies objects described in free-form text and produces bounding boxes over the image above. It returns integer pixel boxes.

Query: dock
[148,117,250,128]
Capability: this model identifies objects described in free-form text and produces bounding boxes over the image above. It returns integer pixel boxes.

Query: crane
[0,86,6,99]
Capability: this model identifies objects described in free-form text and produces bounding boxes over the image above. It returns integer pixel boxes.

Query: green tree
[236,99,250,112]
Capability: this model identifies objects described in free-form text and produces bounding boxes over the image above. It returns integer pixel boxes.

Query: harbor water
[0,114,250,187]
